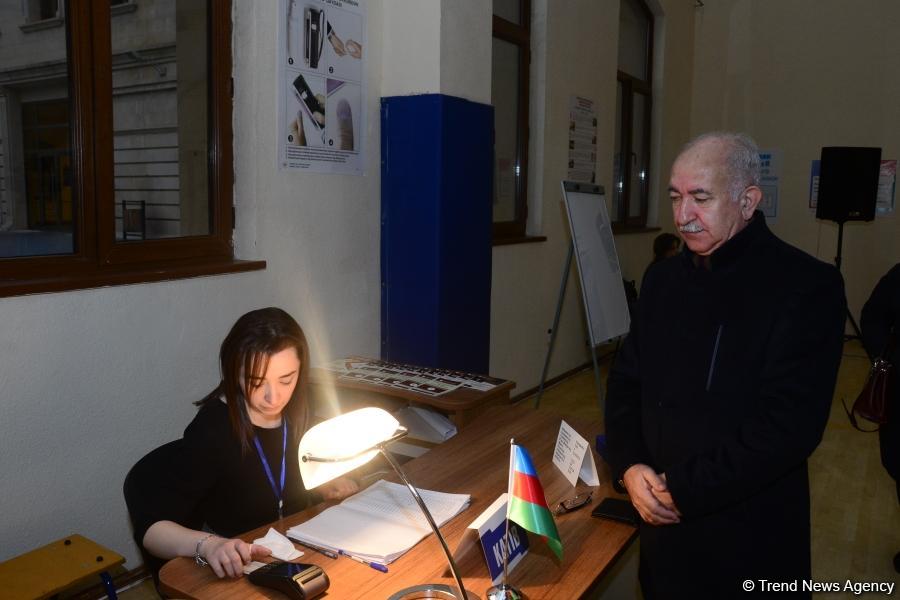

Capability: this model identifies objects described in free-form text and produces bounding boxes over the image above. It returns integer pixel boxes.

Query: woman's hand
[318,476,360,501]
[201,536,272,578]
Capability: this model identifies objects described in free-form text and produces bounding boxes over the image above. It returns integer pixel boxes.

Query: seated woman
[124,307,358,580]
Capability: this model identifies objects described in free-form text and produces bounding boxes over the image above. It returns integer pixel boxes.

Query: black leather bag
[844,332,894,432]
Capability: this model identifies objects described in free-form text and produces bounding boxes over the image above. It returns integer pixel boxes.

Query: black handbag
[844,331,894,432]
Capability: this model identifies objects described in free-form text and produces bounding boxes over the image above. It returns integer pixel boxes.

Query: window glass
[0,0,239,297]
[613,0,652,228]
[617,0,650,80]
[111,0,210,242]
[612,81,623,222]
[492,36,520,224]
[0,0,74,257]
[629,92,648,218]
[25,0,61,22]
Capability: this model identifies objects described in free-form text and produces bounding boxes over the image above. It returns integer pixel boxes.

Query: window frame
[613,0,654,230]
[0,0,258,298]
[491,0,531,241]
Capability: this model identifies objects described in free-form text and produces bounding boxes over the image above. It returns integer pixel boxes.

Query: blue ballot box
[380,94,493,375]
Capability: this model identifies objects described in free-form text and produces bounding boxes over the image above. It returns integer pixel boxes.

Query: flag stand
[486,439,524,600]
[485,583,522,600]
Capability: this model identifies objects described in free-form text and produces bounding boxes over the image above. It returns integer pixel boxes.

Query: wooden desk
[159,403,637,599]
[309,358,516,427]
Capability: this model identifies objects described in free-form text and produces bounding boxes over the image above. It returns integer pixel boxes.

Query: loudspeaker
[816,146,881,222]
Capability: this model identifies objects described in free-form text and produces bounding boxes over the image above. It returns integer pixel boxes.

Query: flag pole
[503,438,513,585]
[486,439,523,600]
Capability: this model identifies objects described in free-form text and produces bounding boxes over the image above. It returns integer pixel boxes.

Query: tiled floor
[115,340,898,599]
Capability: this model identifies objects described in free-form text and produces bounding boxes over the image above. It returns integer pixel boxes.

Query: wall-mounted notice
[567,96,597,183]
[279,0,367,174]
[809,159,820,211]
[877,160,897,214]
[758,149,781,220]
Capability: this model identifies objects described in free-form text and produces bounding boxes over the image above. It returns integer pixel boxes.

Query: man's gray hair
[682,131,761,202]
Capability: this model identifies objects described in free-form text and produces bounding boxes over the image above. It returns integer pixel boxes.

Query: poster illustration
[280,0,366,174]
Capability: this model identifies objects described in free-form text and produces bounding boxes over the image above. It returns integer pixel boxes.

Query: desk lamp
[299,407,478,600]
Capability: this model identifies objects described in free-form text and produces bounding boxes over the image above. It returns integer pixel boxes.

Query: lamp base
[485,583,523,600]
[388,583,480,600]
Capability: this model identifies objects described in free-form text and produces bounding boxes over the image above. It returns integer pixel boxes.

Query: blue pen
[338,550,389,573]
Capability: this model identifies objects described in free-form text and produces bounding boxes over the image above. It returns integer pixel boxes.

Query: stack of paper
[286,480,470,565]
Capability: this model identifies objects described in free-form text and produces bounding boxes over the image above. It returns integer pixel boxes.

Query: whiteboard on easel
[561,181,631,347]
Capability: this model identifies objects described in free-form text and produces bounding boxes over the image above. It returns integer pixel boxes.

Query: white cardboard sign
[552,420,599,487]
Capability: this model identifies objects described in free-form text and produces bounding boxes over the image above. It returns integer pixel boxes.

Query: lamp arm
[302,428,408,463]
[379,448,468,600]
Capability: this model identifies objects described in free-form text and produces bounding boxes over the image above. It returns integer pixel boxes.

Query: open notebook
[286,480,471,565]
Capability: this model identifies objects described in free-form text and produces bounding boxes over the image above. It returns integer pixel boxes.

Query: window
[18,0,65,32]
[30,0,62,22]
[612,0,653,228]
[0,0,247,297]
[491,0,530,240]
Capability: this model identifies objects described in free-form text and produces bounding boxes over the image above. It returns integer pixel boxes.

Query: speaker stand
[834,220,862,341]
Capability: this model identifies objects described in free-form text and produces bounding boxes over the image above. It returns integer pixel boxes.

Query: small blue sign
[480,519,530,584]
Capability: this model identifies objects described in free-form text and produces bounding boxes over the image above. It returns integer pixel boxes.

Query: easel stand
[834,220,862,340]
[534,241,604,411]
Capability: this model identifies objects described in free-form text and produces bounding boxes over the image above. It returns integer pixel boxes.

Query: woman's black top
[125,400,310,554]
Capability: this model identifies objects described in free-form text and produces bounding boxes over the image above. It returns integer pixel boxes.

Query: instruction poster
[758,149,781,220]
[808,160,820,211]
[877,159,897,214]
[567,96,597,183]
[279,0,366,174]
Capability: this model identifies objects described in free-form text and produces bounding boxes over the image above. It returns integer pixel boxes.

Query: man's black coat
[606,213,846,599]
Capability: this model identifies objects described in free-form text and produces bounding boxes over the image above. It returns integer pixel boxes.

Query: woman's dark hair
[197,307,310,454]
[652,232,681,263]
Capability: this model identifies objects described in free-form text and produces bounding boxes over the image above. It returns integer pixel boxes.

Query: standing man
[606,132,846,598]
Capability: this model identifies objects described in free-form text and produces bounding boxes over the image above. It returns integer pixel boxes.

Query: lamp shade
[299,407,401,490]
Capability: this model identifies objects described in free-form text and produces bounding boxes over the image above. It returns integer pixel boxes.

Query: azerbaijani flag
[507,442,563,560]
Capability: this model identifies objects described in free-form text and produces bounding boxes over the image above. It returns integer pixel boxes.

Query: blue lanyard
[253,419,287,519]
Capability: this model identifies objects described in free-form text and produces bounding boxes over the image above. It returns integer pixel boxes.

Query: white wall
[381,0,440,96]
[489,0,696,392]
[439,0,491,104]
[381,0,491,104]
[690,0,900,321]
[0,277,267,565]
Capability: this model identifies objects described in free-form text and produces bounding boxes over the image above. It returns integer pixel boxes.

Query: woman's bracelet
[194,533,216,567]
